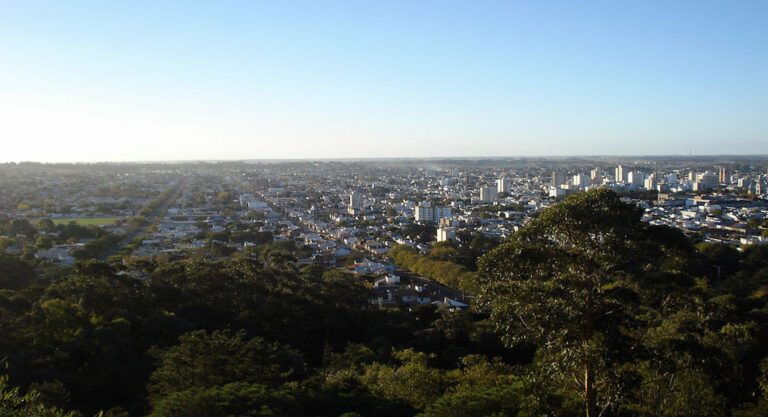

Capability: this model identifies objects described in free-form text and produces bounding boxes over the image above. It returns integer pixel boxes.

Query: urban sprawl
[2,157,767,307]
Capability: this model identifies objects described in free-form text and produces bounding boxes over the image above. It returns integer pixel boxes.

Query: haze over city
[2,1,767,162]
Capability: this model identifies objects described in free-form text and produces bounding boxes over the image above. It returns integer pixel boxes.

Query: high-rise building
[719,167,729,184]
[756,176,766,196]
[573,173,590,188]
[415,205,452,223]
[349,192,362,209]
[590,167,601,183]
[644,175,657,190]
[701,171,718,187]
[615,165,627,183]
[665,173,678,185]
[496,178,510,194]
[738,177,754,189]
[693,171,718,191]
[479,186,498,203]
[628,171,645,187]
[552,171,567,187]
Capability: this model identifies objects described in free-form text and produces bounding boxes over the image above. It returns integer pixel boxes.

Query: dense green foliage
[0,253,36,290]
[0,257,515,416]
[476,189,768,417]
[390,244,475,290]
[71,232,123,260]
[0,189,766,416]
[0,375,77,417]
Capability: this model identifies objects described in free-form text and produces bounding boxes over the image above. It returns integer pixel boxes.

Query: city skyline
[2,1,768,162]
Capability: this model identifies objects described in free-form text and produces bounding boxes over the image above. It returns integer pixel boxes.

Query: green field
[49,217,121,226]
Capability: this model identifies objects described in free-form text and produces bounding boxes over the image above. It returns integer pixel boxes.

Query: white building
[644,176,657,190]
[496,178,510,194]
[573,174,590,188]
[693,172,719,191]
[373,274,401,288]
[436,226,456,242]
[666,173,679,185]
[549,186,566,197]
[479,186,498,203]
[615,165,627,183]
[590,167,601,182]
[628,171,645,187]
[349,192,362,209]
[415,205,452,223]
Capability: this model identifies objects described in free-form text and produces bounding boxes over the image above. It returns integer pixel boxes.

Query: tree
[0,375,76,417]
[37,218,56,233]
[428,241,459,262]
[8,219,36,238]
[147,329,305,404]
[475,189,691,417]
[402,223,437,244]
[420,385,522,417]
[733,357,768,417]
[149,382,301,417]
[390,244,475,291]
[35,235,54,250]
[0,253,36,290]
[695,242,739,282]
[361,349,449,409]
[126,215,148,231]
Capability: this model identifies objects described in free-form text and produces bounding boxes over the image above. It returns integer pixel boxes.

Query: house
[35,244,81,266]
[365,240,389,254]
[394,288,431,305]
[334,247,351,258]
[373,274,400,288]
[432,297,469,311]
[350,258,395,275]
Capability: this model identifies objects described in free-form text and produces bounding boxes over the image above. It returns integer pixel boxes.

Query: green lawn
[50,217,121,226]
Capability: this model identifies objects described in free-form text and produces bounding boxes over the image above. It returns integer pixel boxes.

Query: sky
[1,1,767,162]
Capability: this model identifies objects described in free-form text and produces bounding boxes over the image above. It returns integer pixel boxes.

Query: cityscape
[1,156,767,312]
[2,1,768,417]
[3,157,766,273]
[2,157,768,416]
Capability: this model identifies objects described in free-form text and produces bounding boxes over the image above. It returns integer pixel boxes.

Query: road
[101,179,185,260]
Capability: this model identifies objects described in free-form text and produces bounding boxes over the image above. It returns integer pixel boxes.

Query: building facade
[415,205,452,223]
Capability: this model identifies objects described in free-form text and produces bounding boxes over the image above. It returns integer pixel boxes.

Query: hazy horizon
[2,1,767,162]
[5,154,768,166]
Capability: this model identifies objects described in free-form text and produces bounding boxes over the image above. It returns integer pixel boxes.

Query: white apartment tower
[615,165,627,183]
[415,205,452,223]
[479,186,498,203]
[573,173,590,188]
[644,175,657,190]
[349,192,362,209]
[627,171,645,187]
[496,178,510,194]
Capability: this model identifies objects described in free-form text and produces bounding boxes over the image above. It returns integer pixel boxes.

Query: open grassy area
[49,217,121,226]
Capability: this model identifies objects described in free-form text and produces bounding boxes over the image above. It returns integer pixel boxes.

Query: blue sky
[1,1,767,161]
